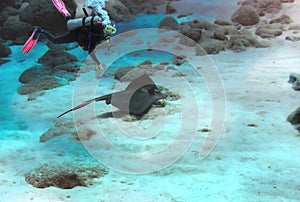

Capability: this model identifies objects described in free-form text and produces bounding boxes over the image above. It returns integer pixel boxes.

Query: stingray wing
[111,75,165,115]
[128,85,165,115]
[124,74,156,91]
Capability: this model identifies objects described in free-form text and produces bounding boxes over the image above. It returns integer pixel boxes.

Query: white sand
[1,0,300,201]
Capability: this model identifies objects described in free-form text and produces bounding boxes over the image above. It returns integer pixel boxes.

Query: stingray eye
[148,89,155,94]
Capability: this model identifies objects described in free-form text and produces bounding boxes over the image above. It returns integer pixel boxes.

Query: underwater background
[1,0,300,201]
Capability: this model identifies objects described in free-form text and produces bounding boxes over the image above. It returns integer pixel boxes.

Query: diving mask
[105,24,117,35]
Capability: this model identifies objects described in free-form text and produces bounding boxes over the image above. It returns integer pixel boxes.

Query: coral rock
[0,43,11,57]
[0,17,33,40]
[38,49,78,68]
[18,76,68,95]
[242,0,282,15]
[159,16,180,30]
[255,24,283,38]
[165,2,177,14]
[231,5,260,26]
[270,14,293,24]
[18,66,50,84]
[25,163,108,189]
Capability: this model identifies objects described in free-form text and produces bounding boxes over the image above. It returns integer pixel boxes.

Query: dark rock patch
[0,43,11,57]
[172,55,186,66]
[214,19,233,26]
[214,26,238,37]
[158,35,176,44]
[190,20,217,31]
[159,16,180,30]
[242,0,282,16]
[281,0,294,3]
[286,35,300,42]
[38,49,78,68]
[106,0,134,22]
[178,34,198,47]
[255,24,284,38]
[270,14,293,24]
[213,30,228,41]
[289,24,300,31]
[25,163,108,189]
[287,72,300,134]
[18,76,68,95]
[165,1,177,14]
[0,0,13,12]
[199,39,227,55]
[0,6,19,26]
[110,0,166,18]
[19,0,76,34]
[231,5,260,26]
[288,73,300,91]
[51,62,81,74]
[287,107,300,125]
[229,31,268,51]
[0,17,33,40]
[40,119,78,142]
[138,60,152,66]
[114,66,135,80]
[179,22,202,42]
[18,66,50,84]
[177,12,193,19]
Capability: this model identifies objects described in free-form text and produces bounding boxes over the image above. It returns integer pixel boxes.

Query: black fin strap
[82,17,86,29]
[82,8,89,17]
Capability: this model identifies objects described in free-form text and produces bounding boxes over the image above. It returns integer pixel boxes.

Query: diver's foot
[95,63,106,71]
[33,26,43,39]
[95,64,106,79]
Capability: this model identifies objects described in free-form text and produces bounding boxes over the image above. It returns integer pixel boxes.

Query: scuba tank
[67,15,101,30]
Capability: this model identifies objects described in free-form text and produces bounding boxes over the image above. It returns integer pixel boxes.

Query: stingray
[57,74,167,118]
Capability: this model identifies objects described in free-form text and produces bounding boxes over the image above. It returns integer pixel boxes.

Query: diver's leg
[39,29,77,44]
[22,26,75,53]
[90,51,101,66]
[90,51,106,79]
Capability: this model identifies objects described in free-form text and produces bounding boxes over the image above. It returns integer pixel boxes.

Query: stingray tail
[57,94,111,118]
[95,94,111,103]
[57,98,95,118]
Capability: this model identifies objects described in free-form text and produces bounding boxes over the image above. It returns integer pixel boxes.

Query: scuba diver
[22,0,117,70]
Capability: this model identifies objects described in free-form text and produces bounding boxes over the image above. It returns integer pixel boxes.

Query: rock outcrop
[18,76,69,95]
[159,16,180,31]
[18,48,80,95]
[0,42,11,57]
[241,0,282,16]
[25,162,108,189]
[231,5,260,26]
[287,73,300,134]
[255,24,284,38]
